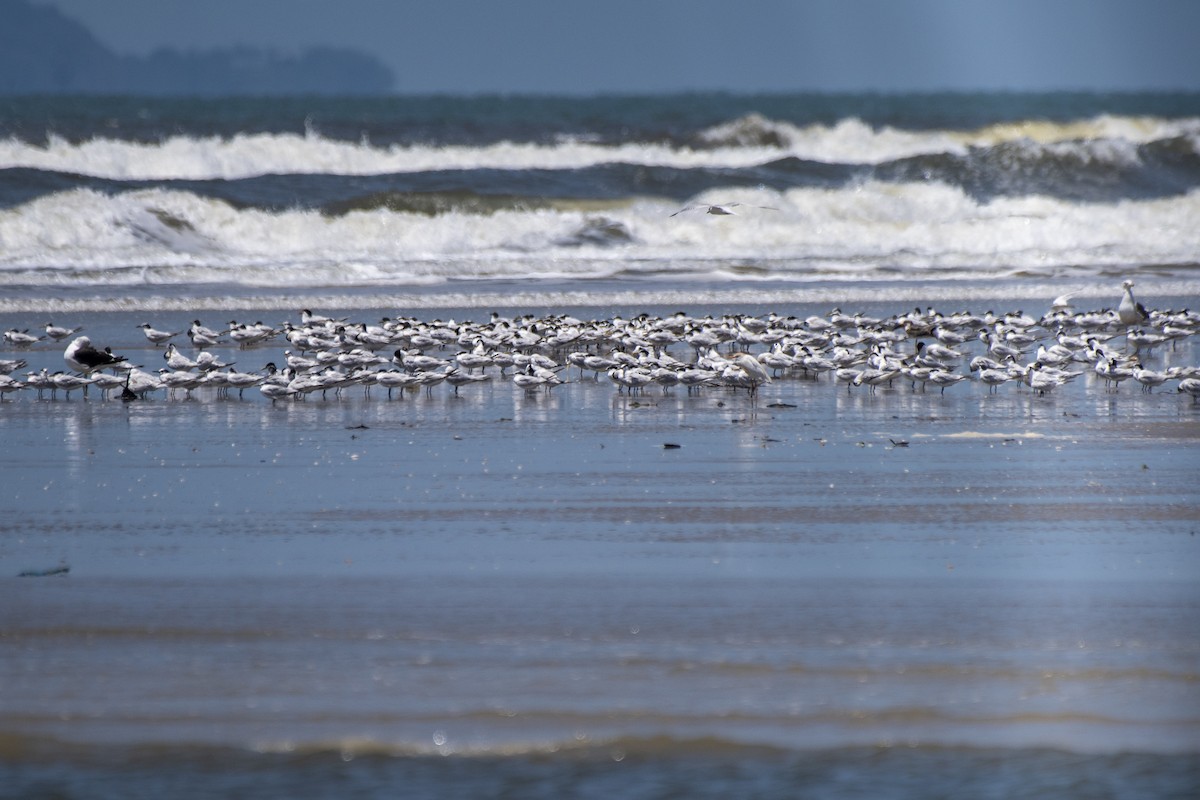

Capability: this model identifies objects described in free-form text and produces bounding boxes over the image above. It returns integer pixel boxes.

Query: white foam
[942,431,1049,440]
[964,114,1200,148]
[0,132,779,180]
[5,279,1200,316]
[2,183,1199,291]
[3,114,1196,180]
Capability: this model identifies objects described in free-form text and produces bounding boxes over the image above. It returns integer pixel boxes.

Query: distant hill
[0,0,394,94]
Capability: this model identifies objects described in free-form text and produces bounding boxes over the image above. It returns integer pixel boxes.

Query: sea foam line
[3,184,1199,283]
[3,280,1199,315]
[2,114,1196,180]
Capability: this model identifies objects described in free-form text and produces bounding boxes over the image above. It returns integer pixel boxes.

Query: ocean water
[2,93,1200,798]
[1,92,1199,309]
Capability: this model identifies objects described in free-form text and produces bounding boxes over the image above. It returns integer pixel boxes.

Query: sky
[33,0,1200,94]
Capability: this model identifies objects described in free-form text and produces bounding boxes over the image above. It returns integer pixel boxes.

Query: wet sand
[3,303,1198,581]
[1,303,1199,796]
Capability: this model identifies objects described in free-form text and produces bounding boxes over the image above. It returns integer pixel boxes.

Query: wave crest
[2,113,1196,181]
[3,183,1200,291]
[692,112,796,148]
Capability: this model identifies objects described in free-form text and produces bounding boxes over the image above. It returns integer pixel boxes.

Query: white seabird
[64,336,127,375]
[157,368,204,398]
[44,323,83,341]
[0,374,26,398]
[1133,366,1170,393]
[188,320,224,348]
[139,323,182,346]
[1118,280,1149,327]
[670,202,779,217]
[1178,377,1200,403]
[512,368,548,392]
[259,382,297,404]
[730,353,772,397]
[51,372,96,399]
[4,329,43,347]
[444,369,491,394]
[1049,291,1080,313]
[164,343,199,371]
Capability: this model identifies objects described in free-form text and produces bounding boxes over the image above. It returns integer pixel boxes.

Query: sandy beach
[1,297,1198,798]
[3,79,1200,797]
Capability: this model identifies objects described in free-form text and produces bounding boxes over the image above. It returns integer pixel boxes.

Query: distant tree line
[0,0,394,94]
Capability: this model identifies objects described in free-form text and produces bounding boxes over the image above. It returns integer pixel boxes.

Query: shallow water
[2,301,1198,798]
[4,87,1200,796]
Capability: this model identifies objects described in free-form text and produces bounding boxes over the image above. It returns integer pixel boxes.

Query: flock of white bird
[2,281,1199,404]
